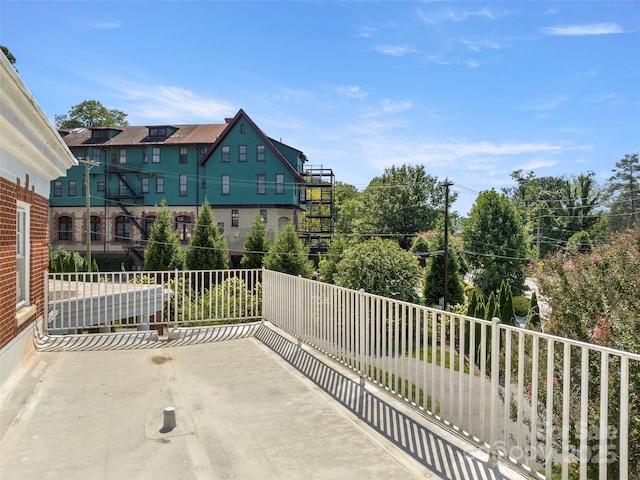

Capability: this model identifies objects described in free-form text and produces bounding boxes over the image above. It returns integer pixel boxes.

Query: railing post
[359,289,366,381]
[488,316,501,468]
[173,269,179,329]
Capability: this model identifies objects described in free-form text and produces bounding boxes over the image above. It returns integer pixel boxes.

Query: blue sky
[1,1,639,215]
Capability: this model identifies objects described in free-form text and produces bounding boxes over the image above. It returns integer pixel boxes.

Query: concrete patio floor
[0,323,529,480]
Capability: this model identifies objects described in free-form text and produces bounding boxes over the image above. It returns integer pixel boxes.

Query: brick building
[0,51,77,383]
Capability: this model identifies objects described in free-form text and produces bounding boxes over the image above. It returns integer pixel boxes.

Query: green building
[50,109,333,267]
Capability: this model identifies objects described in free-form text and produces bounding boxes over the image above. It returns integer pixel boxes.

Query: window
[179,147,188,164]
[156,177,164,194]
[221,145,230,162]
[276,174,284,194]
[240,123,245,134]
[260,209,267,223]
[58,216,72,241]
[92,130,108,139]
[145,216,156,237]
[82,180,86,197]
[90,216,101,242]
[119,148,127,164]
[221,174,230,195]
[257,145,265,162]
[149,127,167,137]
[92,148,101,163]
[238,145,247,162]
[232,209,239,227]
[141,177,149,194]
[152,147,161,163]
[97,182,105,192]
[53,181,62,197]
[143,148,148,164]
[119,179,128,196]
[68,180,77,197]
[16,201,29,309]
[257,174,266,195]
[218,222,224,234]
[179,174,188,196]
[115,216,130,242]
[176,215,192,242]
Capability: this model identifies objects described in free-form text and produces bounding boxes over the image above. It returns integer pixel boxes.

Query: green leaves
[263,223,314,278]
[333,238,420,303]
[186,199,228,271]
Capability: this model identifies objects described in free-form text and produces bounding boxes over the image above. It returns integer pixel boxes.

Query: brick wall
[0,175,50,351]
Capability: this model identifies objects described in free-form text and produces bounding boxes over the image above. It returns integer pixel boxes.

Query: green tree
[535,227,640,478]
[355,165,451,249]
[143,200,185,271]
[241,214,270,269]
[462,190,529,296]
[263,223,314,278]
[1,45,16,66]
[504,170,602,257]
[410,234,431,267]
[525,290,540,329]
[334,238,420,303]
[318,234,349,284]
[606,153,640,232]
[55,100,129,129]
[186,199,228,271]
[422,234,464,307]
[498,280,517,326]
[333,182,361,234]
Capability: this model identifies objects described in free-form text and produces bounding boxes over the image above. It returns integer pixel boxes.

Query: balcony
[1,269,637,479]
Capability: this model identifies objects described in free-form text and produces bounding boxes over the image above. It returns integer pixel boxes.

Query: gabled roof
[61,124,226,148]
[199,109,304,181]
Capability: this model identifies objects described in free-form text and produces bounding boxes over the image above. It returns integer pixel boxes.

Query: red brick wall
[0,175,50,350]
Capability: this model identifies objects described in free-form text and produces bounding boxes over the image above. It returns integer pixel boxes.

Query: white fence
[262,269,640,480]
[47,269,262,334]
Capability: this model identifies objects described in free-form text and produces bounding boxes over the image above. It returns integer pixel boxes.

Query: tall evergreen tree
[241,214,270,269]
[186,199,228,271]
[499,280,517,326]
[263,223,314,278]
[143,200,185,271]
[462,190,529,295]
[318,234,349,284]
[422,234,464,307]
[607,153,640,232]
[526,290,541,329]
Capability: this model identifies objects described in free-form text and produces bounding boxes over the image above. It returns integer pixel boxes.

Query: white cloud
[336,85,367,99]
[89,18,122,29]
[418,6,508,24]
[461,38,503,52]
[465,59,481,69]
[356,26,376,38]
[540,23,624,36]
[270,87,314,102]
[365,139,588,172]
[117,83,235,123]
[362,98,412,117]
[519,96,567,111]
[374,45,418,56]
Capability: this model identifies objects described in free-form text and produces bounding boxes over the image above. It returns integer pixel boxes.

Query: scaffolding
[301,165,334,254]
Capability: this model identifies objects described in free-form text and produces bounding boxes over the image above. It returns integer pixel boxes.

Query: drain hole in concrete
[151,355,172,364]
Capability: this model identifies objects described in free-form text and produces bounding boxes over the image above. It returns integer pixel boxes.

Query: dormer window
[149,127,167,137]
[92,129,109,139]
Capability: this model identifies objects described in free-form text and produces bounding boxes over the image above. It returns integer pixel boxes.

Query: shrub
[512,296,529,317]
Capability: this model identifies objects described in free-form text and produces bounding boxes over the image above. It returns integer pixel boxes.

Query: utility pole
[79,159,99,271]
[442,180,453,310]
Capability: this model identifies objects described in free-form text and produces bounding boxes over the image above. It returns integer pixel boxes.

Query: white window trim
[16,200,30,312]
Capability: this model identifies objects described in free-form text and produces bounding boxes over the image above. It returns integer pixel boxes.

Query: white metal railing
[261,269,640,480]
[46,269,262,334]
